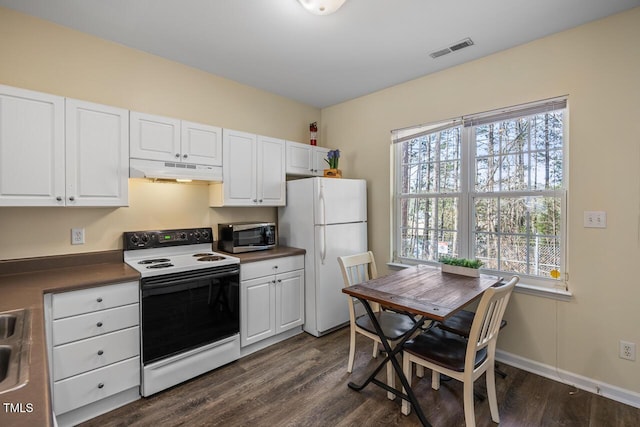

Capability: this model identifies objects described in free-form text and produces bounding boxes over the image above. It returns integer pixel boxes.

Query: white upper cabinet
[257,135,286,205]
[285,140,330,177]
[0,85,65,206]
[130,111,222,166]
[0,85,128,207]
[312,146,331,175]
[210,129,285,206]
[65,98,129,207]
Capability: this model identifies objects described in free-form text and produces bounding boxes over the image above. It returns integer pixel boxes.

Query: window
[392,98,567,290]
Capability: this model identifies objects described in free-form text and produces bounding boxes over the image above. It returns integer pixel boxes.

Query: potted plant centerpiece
[439,256,483,277]
[323,149,342,178]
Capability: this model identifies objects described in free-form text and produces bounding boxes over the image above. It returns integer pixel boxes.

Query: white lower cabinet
[240,255,304,347]
[45,281,141,427]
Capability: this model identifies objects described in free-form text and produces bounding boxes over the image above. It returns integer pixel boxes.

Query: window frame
[391,98,568,292]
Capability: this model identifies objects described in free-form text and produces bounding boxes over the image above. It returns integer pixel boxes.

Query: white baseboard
[496,350,640,409]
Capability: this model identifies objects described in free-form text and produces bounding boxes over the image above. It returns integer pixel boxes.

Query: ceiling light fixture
[298,0,347,16]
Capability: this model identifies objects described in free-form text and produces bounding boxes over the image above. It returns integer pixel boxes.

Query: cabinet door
[130,111,181,162]
[312,146,331,176]
[257,135,285,206]
[223,129,257,206]
[181,120,222,166]
[0,85,65,206]
[285,140,313,176]
[65,99,129,206]
[240,276,275,347]
[275,269,304,333]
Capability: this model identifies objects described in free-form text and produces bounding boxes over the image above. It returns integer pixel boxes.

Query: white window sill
[386,262,573,302]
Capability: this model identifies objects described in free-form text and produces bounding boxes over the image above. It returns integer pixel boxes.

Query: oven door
[140,265,240,365]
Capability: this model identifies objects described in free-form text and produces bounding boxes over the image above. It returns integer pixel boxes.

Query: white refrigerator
[278,177,367,337]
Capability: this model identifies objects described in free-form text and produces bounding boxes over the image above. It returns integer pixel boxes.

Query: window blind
[463,97,567,127]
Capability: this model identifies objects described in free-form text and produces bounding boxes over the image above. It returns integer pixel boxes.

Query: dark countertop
[0,246,304,427]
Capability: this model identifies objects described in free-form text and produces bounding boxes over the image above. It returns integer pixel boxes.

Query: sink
[0,314,17,339]
[0,309,31,394]
[0,346,10,382]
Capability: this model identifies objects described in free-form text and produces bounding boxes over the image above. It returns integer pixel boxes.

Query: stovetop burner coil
[146,262,174,269]
[138,258,171,265]
[197,256,226,262]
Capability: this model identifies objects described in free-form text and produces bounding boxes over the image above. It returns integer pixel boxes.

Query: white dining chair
[401,275,519,427]
[338,251,416,400]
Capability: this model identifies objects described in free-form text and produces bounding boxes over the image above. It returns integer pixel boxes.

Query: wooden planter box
[323,168,342,178]
[441,263,480,277]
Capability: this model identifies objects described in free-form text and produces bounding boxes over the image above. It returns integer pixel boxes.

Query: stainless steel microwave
[217,222,277,253]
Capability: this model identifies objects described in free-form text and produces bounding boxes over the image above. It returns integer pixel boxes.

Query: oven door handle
[141,266,240,291]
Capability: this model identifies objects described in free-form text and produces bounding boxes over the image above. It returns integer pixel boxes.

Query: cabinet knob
[96,321,103,327]
[253,199,258,203]
[183,154,188,159]
[272,280,276,284]
[97,350,104,356]
[175,153,180,158]
[274,265,278,269]
[96,297,103,303]
[68,196,75,201]
[97,383,104,389]
[277,279,282,283]
[56,196,62,202]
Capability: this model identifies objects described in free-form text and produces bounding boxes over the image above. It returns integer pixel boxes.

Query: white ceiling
[1,0,639,108]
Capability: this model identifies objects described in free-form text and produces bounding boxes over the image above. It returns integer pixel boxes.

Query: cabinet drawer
[52,281,139,319]
[53,356,140,415]
[241,255,304,281]
[52,303,139,346]
[53,326,140,381]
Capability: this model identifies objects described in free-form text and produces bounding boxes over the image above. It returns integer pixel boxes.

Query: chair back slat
[338,251,378,287]
[466,276,519,367]
[338,251,379,314]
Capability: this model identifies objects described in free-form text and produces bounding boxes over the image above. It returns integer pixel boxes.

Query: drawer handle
[98,383,104,389]
[96,297,103,303]
[96,322,103,327]
[97,350,104,356]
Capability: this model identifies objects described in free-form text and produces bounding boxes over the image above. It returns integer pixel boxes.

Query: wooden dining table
[342,264,502,427]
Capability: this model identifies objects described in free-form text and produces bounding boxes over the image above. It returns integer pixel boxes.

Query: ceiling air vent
[429,37,474,59]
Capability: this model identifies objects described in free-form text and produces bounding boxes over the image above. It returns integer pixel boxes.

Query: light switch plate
[583,211,606,228]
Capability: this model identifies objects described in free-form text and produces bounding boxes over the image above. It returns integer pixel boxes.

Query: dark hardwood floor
[82,327,640,427]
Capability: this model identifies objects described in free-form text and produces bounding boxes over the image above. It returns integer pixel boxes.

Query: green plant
[438,256,483,269]
[324,149,340,169]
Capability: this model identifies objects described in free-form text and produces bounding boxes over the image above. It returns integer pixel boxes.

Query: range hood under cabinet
[129,111,223,182]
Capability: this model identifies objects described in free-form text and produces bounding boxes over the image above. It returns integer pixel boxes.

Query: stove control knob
[194,231,201,240]
[141,234,149,243]
[130,234,139,245]
[179,232,187,240]
[202,229,210,239]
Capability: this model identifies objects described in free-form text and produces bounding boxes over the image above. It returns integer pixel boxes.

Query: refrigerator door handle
[318,181,326,225]
[319,181,327,264]
[320,225,326,264]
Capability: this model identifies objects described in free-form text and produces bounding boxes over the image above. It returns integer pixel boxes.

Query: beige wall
[1,4,639,401]
[322,8,640,395]
[0,7,319,259]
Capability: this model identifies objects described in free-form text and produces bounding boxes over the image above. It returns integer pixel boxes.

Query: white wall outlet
[583,211,607,228]
[71,228,85,245]
[619,340,636,361]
